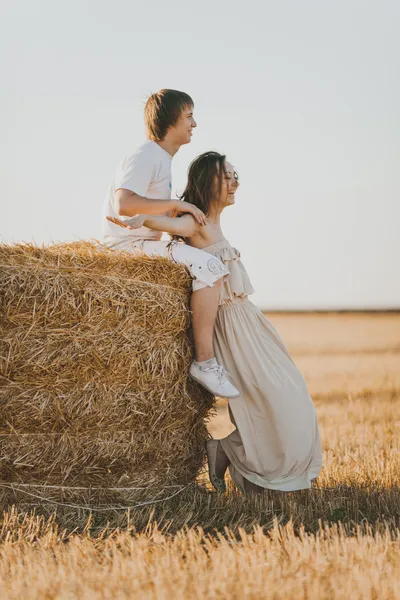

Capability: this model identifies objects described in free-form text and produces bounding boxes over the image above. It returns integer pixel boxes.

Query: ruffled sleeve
[211,244,254,304]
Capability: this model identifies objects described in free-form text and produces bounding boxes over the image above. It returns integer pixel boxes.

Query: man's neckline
[150,140,174,159]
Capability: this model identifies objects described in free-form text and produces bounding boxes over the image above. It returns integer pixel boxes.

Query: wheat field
[0,312,399,599]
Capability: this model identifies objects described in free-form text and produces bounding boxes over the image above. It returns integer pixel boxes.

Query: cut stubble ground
[0,313,399,599]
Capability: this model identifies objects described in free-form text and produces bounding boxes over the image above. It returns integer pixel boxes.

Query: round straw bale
[0,242,213,509]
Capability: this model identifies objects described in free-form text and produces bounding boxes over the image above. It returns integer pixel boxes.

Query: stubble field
[0,313,399,599]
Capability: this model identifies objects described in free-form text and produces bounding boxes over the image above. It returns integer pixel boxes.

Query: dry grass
[1,242,399,598]
[0,510,399,600]
[263,312,400,396]
[1,338,399,598]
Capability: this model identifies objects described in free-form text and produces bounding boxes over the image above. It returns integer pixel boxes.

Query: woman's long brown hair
[179,151,226,215]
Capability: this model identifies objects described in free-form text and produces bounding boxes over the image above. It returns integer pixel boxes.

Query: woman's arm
[106,214,198,237]
[142,214,198,237]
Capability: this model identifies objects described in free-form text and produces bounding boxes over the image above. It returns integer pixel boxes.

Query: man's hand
[106,215,146,230]
[173,201,207,226]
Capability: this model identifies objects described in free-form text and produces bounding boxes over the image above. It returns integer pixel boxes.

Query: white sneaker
[189,360,240,398]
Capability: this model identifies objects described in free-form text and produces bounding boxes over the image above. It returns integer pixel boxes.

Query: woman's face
[215,160,239,208]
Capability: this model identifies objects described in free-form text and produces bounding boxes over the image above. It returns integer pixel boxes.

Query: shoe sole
[189,371,240,399]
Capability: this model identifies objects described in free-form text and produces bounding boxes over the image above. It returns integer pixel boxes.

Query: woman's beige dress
[204,239,323,492]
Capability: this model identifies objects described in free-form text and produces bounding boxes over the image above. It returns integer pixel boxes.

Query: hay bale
[0,242,213,510]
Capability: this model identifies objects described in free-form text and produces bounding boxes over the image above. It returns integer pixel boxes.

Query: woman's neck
[207,205,223,224]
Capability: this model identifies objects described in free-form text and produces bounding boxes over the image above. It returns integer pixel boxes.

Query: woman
[109,151,322,493]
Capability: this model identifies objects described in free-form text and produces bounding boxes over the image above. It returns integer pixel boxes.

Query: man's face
[172,105,197,145]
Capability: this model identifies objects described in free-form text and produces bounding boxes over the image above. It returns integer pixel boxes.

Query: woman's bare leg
[190,279,222,361]
[189,280,239,397]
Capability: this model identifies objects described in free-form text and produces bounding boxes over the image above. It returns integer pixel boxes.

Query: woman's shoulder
[186,223,216,248]
[200,238,237,253]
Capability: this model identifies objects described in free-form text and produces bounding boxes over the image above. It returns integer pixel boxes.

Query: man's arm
[115,189,178,217]
[115,189,207,225]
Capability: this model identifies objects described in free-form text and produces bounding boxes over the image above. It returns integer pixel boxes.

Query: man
[103,89,238,398]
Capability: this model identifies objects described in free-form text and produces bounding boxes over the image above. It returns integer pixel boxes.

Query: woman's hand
[106,215,146,230]
[173,201,207,226]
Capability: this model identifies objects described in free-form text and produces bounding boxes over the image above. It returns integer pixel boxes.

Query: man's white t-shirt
[102,140,173,242]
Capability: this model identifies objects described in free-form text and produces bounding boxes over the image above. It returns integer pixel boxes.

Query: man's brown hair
[144,89,194,141]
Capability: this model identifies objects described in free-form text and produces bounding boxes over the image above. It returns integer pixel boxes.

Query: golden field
[0,312,399,599]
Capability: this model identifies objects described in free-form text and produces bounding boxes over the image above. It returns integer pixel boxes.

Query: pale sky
[1,0,399,309]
